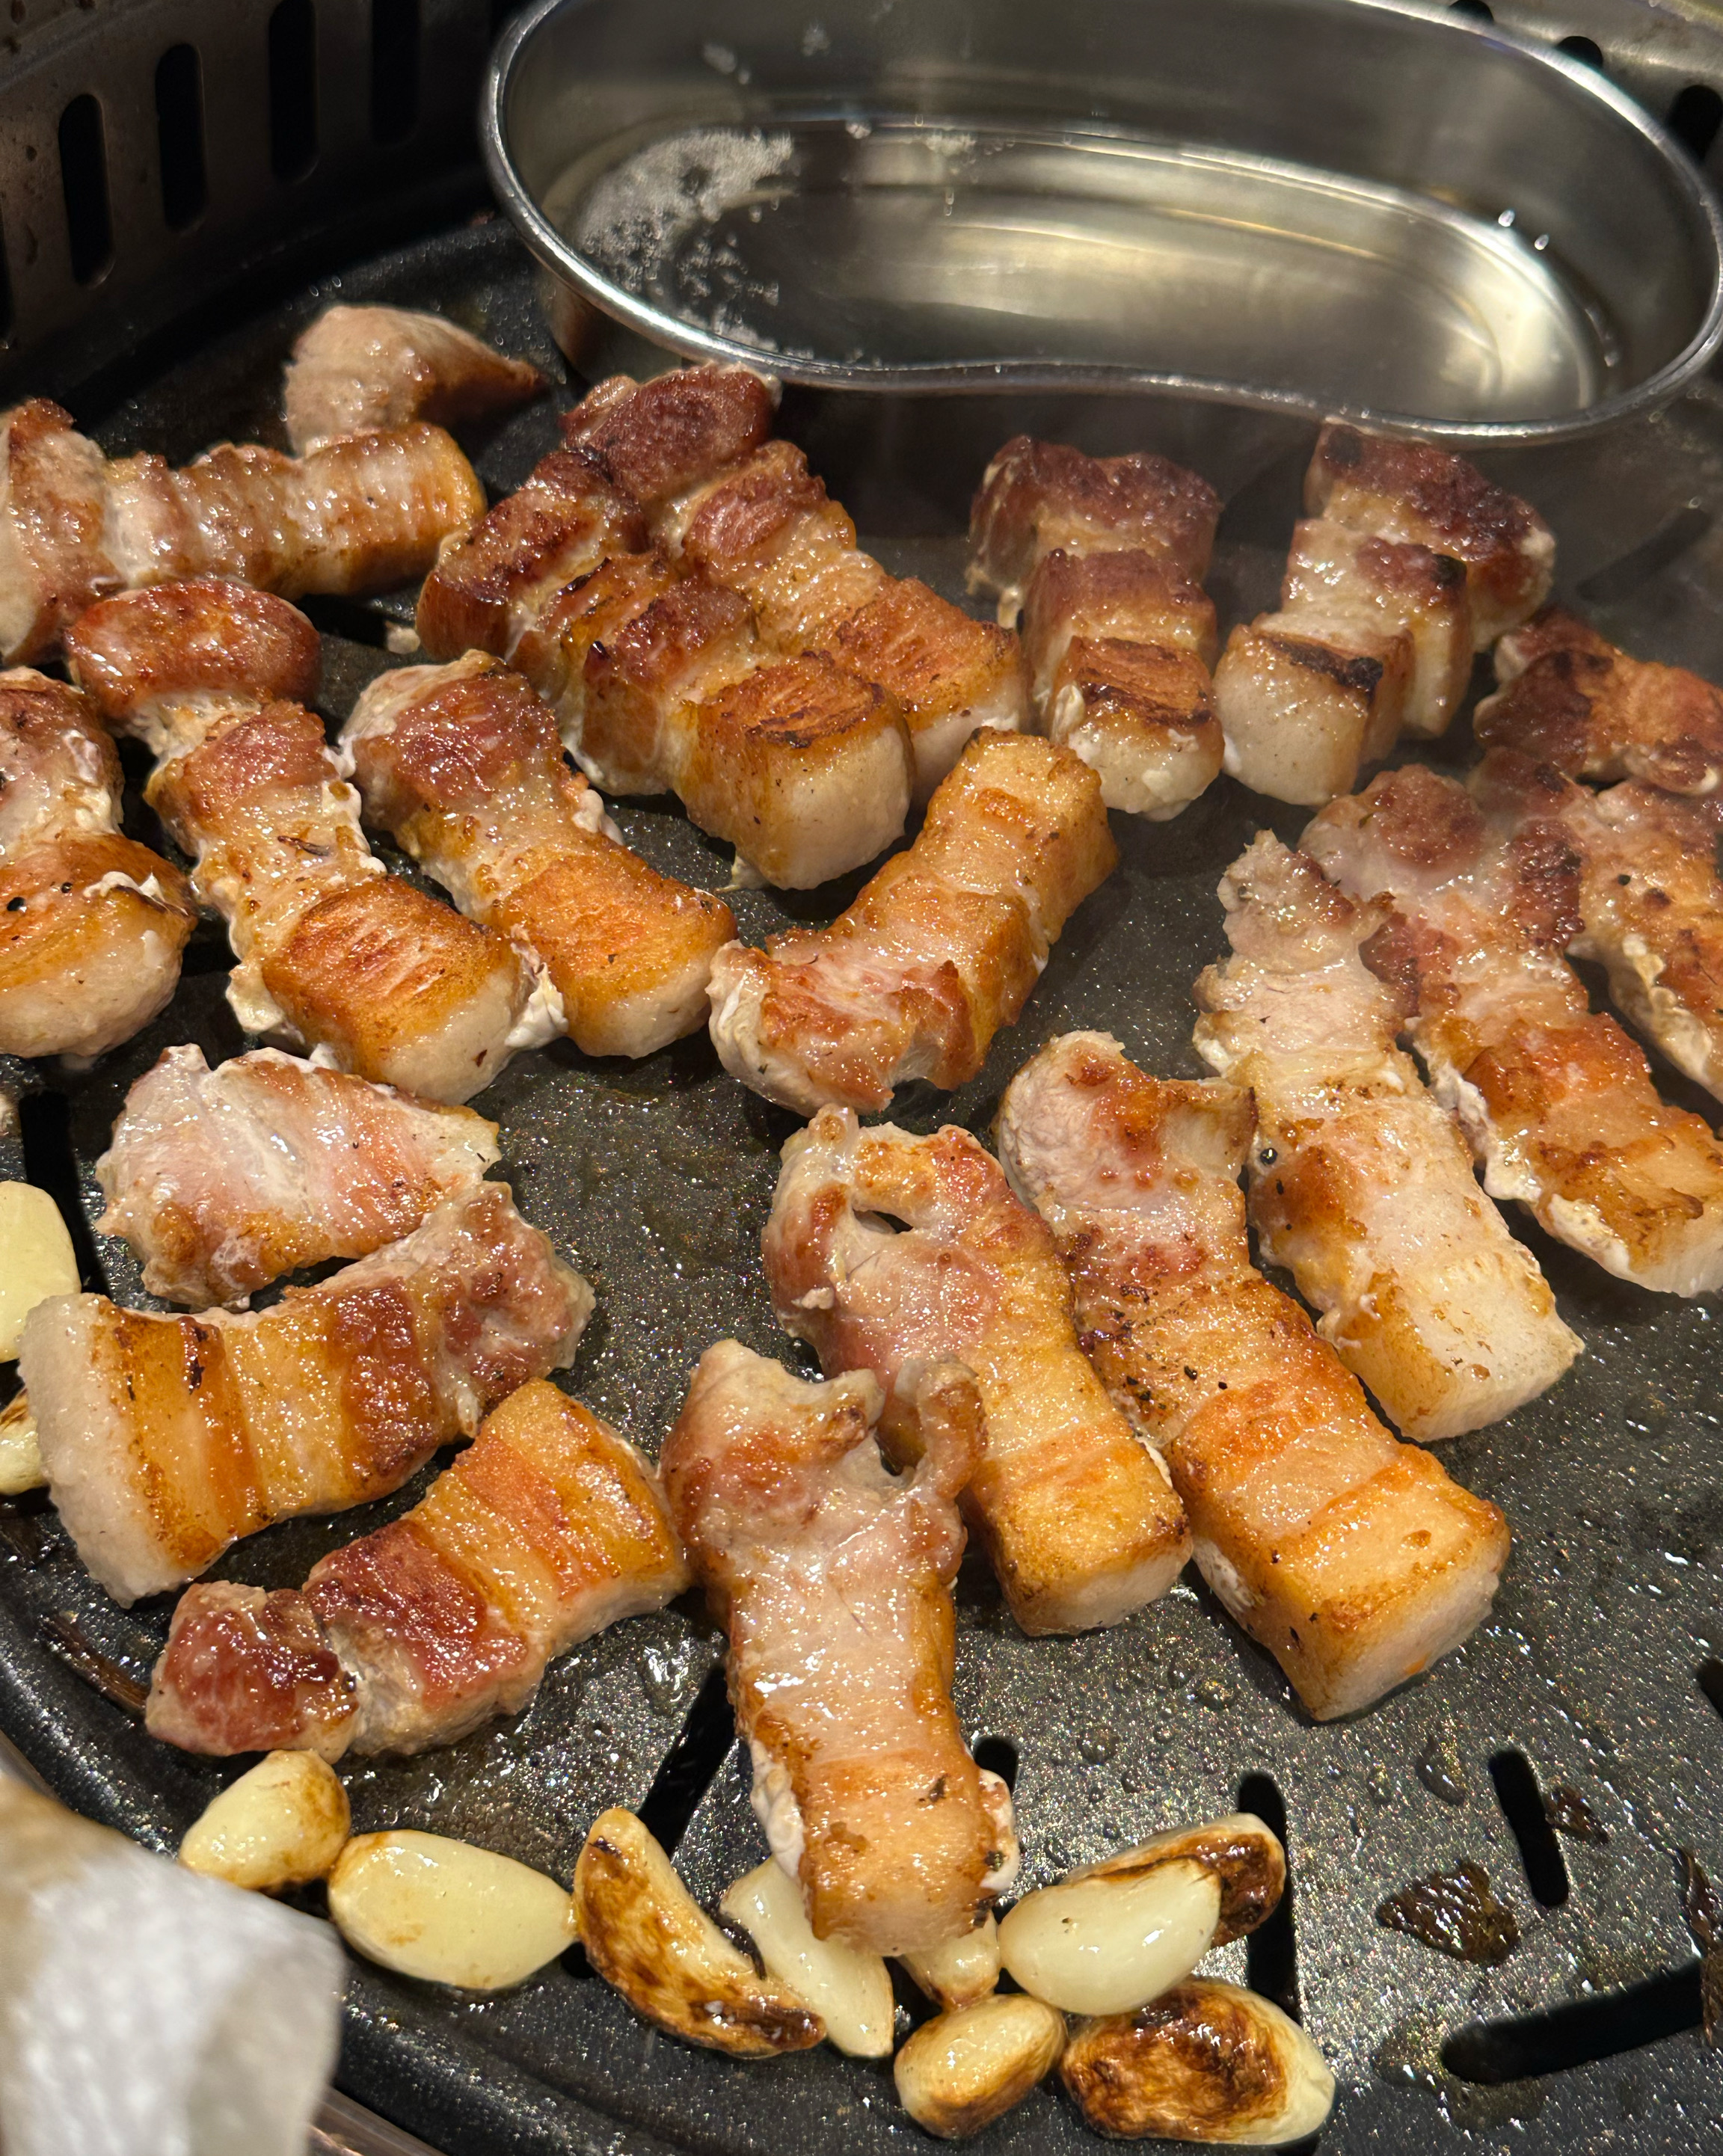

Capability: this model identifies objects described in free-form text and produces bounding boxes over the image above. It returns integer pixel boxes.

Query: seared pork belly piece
[67,581,538,1102]
[764,1109,1190,1636]
[1478,606,1723,796]
[0,669,195,1059]
[0,397,484,663]
[1194,835,1579,1440]
[662,1342,1004,1955]
[20,1183,592,1605]
[283,304,544,454]
[997,1034,1511,1719]
[709,729,1117,1114]
[343,654,734,1057]
[559,361,778,510]
[147,1380,684,1758]
[96,1044,500,1306]
[1308,765,1723,1297]
[1213,615,1409,808]
[1280,520,1472,737]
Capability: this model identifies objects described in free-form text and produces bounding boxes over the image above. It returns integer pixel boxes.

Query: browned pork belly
[66,580,538,1102]
[662,1342,1011,1955]
[283,304,545,454]
[764,1110,1191,1636]
[1306,764,1723,1296]
[0,669,195,1058]
[96,1044,500,1306]
[20,1185,592,1605]
[0,397,484,663]
[146,1380,684,1758]
[343,654,735,1057]
[707,729,1117,1114]
[998,1033,1511,1720]
[1194,835,1580,1440]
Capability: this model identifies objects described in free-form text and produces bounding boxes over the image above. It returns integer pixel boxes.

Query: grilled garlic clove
[329,1830,576,1991]
[0,1185,78,1361]
[1060,1978,1335,2143]
[1072,1811,1285,1945]
[893,1993,1066,2139]
[574,1808,823,2057]
[179,1751,350,1892]
[998,1856,1221,2015]
[0,1389,43,1495]
[901,1914,1001,2012]
[719,1859,895,2057]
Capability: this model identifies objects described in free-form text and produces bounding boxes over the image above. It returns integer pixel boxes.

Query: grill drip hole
[1556,32,1606,68]
[636,1661,737,1857]
[18,1093,106,1294]
[370,0,420,147]
[1442,1965,1704,2083]
[1448,0,1494,17]
[1696,1658,1723,1723]
[268,0,319,184]
[57,95,114,288]
[971,1733,1019,1791]
[154,46,208,232]
[1487,1749,1570,1908]
[1669,83,1723,162]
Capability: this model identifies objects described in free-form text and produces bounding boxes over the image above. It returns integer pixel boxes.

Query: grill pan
[6,6,1723,2154]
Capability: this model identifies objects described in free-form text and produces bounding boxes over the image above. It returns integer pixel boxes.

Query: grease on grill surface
[1543,1786,1609,1843]
[1376,1862,1520,1965]
[1677,1848,1723,2041]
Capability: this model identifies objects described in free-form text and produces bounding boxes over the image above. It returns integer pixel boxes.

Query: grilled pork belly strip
[283,305,545,455]
[343,654,735,1057]
[66,580,538,1102]
[96,1045,500,1306]
[764,1109,1191,1636]
[661,1342,1001,1956]
[997,1034,1511,1720]
[146,1380,685,1759]
[1307,765,1723,1296]
[0,397,484,664]
[19,1183,592,1606]
[1194,835,1579,1440]
[708,729,1117,1114]
[0,669,196,1059]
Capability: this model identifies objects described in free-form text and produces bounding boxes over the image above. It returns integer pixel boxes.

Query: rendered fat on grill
[1193,833,1580,1440]
[0,669,196,1059]
[660,1342,1002,1957]
[707,728,1117,1114]
[997,1031,1511,1720]
[763,1108,1191,1637]
[1306,764,1723,1297]
[145,1380,685,1759]
[20,1185,592,1605]
[341,653,736,1057]
[283,304,545,455]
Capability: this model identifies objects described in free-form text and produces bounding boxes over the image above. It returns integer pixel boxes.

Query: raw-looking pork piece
[20,1184,592,1603]
[96,1044,501,1306]
[0,396,484,663]
[661,1342,1014,1955]
[997,1033,1512,1720]
[342,654,735,1056]
[1478,605,1723,796]
[1193,835,1580,1440]
[764,1108,1191,1636]
[0,669,195,1059]
[967,435,1223,818]
[1306,764,1723,1296]
[283,305,544,454]
[708,729,1117,1114]
[66,580,540,1102]
[145,1379,685,1758]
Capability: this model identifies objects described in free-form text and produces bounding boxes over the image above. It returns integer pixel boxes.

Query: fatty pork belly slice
[997,1034,1511,1721]
[1193,835,1579,1441]
[1478,606,1723,796]
[96,1045,500,1307]
[559,362,779,513]
[147,1380,686,1760]
[20,1183,592,1606]
[1279,518,1472,738]
[709,728,1117,1114]
[343,654,735,1057]
[0,669,195,1059]
[764,1109,1190,1638]
[283,304,545,454]
[0,397,485,663]
[661,1342,1004,1957]
[1306,765,1723,1297]
[1213,612,1410,810]
[66,581,537,1103]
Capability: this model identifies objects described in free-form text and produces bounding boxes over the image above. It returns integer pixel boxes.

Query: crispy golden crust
[968,436,1221,602]
[0,399,114,661]
[560,365,778,509]
[66,580,322,719]
[575,565,758,795]
[1022,547,1218,691]
[1477,622,1723,795]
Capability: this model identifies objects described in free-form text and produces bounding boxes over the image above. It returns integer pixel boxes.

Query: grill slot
[1669,82,1723,162]
[268,0,320,183]
[1487,1751,1571,1911]
[154,44,208,233]
[636,1662,738,1859]
[1442,1965,1705,2083]
[58,93,113,287]
[370,0,420,147]
[18,1093,108,1297]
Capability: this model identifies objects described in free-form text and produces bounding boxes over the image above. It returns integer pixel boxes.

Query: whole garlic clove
[0,1389,43,1496]
[894,1993,1066,2140]
[0,1185,78,1361]
[998,1857,1221,2016]
[329,1830,576,1991]
[720,1859,896,2057]
[1072,1812,1285,1945]
[179,1751,350,1892]
[900,1914,1001,2012]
